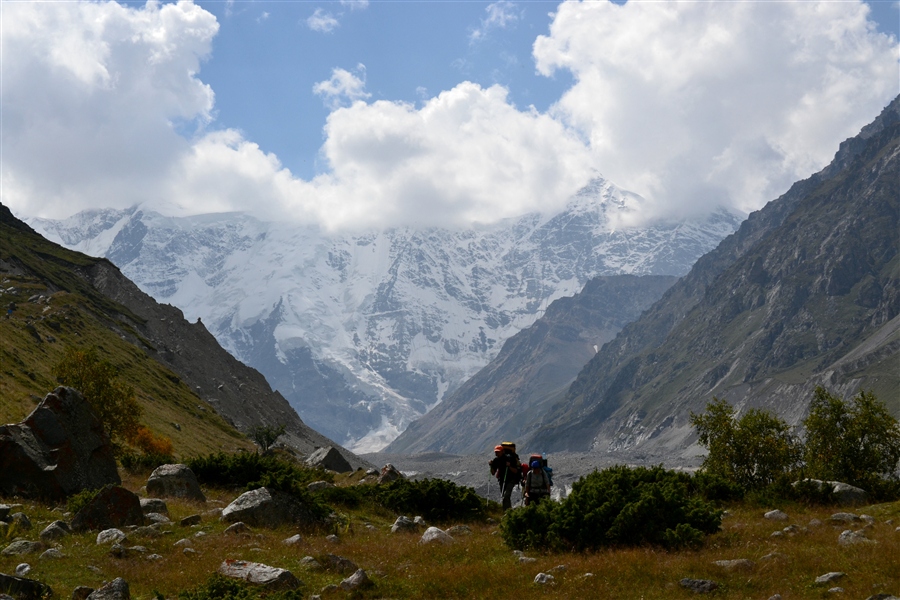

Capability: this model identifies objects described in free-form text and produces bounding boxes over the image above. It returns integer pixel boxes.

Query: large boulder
[145,465,205,502]
[794,479,867,505]
[305,447,352,473]
[0,573,52,600]
[71,485,144,532]
[0,387,119,500]
[221,487,319,528]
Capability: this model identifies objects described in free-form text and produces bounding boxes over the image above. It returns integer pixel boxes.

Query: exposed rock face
[70,485,144,532]
[220,487,319,528]
[527,95,900,457]
[0,572,52,600]
[217,560,302,590]
[0,387,120,500]
[388,275,677,454]
[306,447,352,473]
[146,464,206,502]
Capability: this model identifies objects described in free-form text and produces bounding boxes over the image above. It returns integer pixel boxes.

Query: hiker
[489,443,520,510]
[524,459,551,506]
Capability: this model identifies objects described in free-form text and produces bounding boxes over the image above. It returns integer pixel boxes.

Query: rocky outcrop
[145,465,205,502]
[220,488,319,528]
[0,387,120,500]
[527,95,900,457]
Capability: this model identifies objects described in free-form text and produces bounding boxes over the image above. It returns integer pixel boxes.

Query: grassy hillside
[0,470,897,599]
[0,211,253,458]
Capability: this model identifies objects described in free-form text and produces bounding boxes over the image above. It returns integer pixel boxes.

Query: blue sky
[3,0,899,230]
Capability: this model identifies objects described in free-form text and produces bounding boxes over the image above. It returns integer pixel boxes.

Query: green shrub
[691,398,802,490]
[120,451,174,474]
[66,487,100,515]
[178,574,305,600]
[803,387,900,492]
[500,466,722,552]
[186,451,331,491]
[371,478,491,523]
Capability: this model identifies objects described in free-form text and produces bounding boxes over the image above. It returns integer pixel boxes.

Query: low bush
[370,478,492,523]
[120,451,174,474]
[500,466,722,552]
[185,451,332,491]
[177,574,305,600]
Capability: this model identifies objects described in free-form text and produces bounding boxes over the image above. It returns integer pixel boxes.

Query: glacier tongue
[27,178,743,451]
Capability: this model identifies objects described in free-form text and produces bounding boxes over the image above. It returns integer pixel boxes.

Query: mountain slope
[0,203,367,468]
[386,275,677,454]
[28,178,742,451]
[526,96,900,458]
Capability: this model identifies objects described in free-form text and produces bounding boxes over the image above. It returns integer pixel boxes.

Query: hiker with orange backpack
[489,442,520,510]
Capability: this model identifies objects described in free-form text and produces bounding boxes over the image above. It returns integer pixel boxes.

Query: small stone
[40,548,64,560]
[770,530,784,538]
[339,569,372,591]
[838,529,876,546]
[512,550,525,557]
[140,498,168,515]
[96,529,126,545]
[145,512,170,524]
[147,554,163,561]
[446,525,472,536]
[764,510,789,521]
[325,534,340,543]
[224,522,251,535]
[680,578,718,593]
[712,559,754,571]
[72,586,95,600]
[85,576,129,599]
[15,563,31,576]
[860,514,876,525]
[830,512,860,524]
[180,514,202,527]
[827,587,844,594]
[783,524,800,534]
[299,556,323,570]
[283,534,303,546]
[519,556,537,564]
[534,573,555,585]
[809,519,823,527]
[767,595,782,600]
[413,516,427,527]
[391,516,417,533]
[1,540,43,556]
[183,547,198,556]
[321,554,358,573]
[419,526,453,545]
[174,538,193,547]
[40,520,71,542]
[194,531,207,538]
[815,572,846,585]
[549,565,567,573]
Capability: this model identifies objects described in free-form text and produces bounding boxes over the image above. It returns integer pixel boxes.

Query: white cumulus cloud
[470,1,521,43]
[534,0,899,219]
[313,64,372,110]
[307,8,339,33]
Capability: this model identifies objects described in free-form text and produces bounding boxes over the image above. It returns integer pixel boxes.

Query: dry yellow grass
[1,471,898,599]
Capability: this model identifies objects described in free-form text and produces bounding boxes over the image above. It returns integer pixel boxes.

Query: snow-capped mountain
[28,178,743,452]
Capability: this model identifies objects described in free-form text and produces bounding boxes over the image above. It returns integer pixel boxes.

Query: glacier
[28,178,743,452]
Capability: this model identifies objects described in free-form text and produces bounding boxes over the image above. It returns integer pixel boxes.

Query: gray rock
[146,464,205,502]
[391,516,417,533]
[299,556,323,570]
[838,529,876,546]
[419,526,453,545]
[305,447,352,473]
[217,559,302,590]
[446,525,472,536]
[85,577,130,600]
[70,485,144,532]
[764,510,789,521]
[306,481,334,492]
[413,516,427,527]
[40,520,71,542]
[39,548,64,560]
[10,513,32,530]
[14,564,30,577]
[830,482,867,505]
[173,538,193,548]
[321,554,358,573]
[180,514,201,527]
[72,586,95,600]
[767,595,782,600]
[223,522,251,535]
[282,534,303,546]
[534,573,555,585]
[808,518,823,527]
[96,528,126,545]
[144,512,170,524]
[139,498,168,515]
[815,572,846,585]
[339,569,372,591]
[712,559,754,571]
[827,587,845,593]
[829,512,860,524]
[860,514,876,525]
[519,556,537,564]
[325,534,340,543]
[680,578,718,593]
[221,487,318,528]
[377,464,404,484]
[0,387,120,501]
[1,540,43,556]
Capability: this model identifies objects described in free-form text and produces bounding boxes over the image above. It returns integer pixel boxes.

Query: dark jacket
[490,452,520,484]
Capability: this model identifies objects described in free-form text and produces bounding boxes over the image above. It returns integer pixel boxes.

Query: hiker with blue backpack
[489,442,520,510]
[523,453,553,506]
